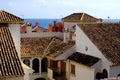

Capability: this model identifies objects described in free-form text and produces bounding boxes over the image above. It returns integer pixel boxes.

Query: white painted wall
[47,68,55,80]
[69,60,94,80]
[22,63,33,80]
[76,25,111,79]
[9,24,34,80]
[76,25,102,58]
[55,45,76,60]
[110,66,120,77]
[9,24,21,57]
[21,26,63,38]
[92,55,111,79]
[21,32,63,39]
[64,22,78,32]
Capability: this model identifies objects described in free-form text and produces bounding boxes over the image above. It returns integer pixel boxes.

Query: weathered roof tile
[21,37,75,59]
[78,23,120,66]
[0,10,23,24]
[68,52,100,66]
[0,23,24,78]
[62,13,101,22]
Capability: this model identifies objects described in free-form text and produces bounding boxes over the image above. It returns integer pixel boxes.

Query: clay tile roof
[21,37,52,57]
[62,13,100,22]
[78,23,120,66]
[0,10,23,24]
[32,26,48,32]
[21,37,75,59]
[62,13,83,21]
[46,37,75,59]
[0,23,24,78]
[68,52,99,66]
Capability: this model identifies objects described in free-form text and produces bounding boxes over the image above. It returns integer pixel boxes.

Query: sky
[0,0,120,19]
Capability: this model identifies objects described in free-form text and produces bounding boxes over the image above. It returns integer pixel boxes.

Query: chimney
[54,20,57,27]
[49,24,53,32]
[26,22,32,33]
[64,28,70,43]
[35,22,39,26]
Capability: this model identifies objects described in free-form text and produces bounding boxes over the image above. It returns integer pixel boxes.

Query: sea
[24,19,61,29]
[24,19,120,29]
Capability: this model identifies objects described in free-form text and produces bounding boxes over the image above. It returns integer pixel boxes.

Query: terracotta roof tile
[62,13,101,22]
[62,13,83,21]
[0,23,24,78]
[21,37,52,57]
[68,52,100,66]
[46,38,75,59]
[0,10,23,23]
[21,37,75,59]
[78,23,120,66]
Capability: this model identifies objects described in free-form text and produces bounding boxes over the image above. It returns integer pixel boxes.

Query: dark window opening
[41,58,48,72]
[102,69,108,78]
[33,58,39,73]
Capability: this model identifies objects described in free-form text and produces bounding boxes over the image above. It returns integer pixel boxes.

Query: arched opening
[102,69,108,78]
[33,58,39,73]
[41,58,48,72]
[23,59,30,67]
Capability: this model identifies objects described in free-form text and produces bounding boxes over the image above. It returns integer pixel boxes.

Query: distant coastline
[24,18,120,29]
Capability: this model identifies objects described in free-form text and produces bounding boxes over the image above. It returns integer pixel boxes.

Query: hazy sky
[0,0,120,19]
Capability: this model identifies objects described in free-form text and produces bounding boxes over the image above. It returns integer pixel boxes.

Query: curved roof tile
[0,10,23,24]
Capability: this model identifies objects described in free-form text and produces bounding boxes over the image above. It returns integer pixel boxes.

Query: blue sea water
[24,19,61,29]
[103,19,120,22]
[24,19,120,29]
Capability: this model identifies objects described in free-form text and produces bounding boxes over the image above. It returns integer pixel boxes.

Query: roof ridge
[42,37,56,58]
[0,10,23,24]
[80,13,85,20]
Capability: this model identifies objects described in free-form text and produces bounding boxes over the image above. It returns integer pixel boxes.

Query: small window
[71,64,75,75]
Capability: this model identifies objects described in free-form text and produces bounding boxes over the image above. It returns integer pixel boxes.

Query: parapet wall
[21,32,63,39]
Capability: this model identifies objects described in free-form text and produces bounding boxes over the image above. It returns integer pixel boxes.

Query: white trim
[80,13,85,20]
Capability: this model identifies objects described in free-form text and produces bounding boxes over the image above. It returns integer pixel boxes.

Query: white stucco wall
[64,22,78,32]
[69,61,94,80]
[22,63,33,80]
[21,27,63,38]
[21,32,63,39]
[47,68,54,80]
[76,25,102,58]
[9,24,21,57]
[76,25,111,79]
[110,66,120,77]
[55,45,76,60]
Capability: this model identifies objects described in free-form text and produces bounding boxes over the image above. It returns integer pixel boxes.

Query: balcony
[47,68,67,80]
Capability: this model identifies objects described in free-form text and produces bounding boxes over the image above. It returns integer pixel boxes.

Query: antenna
[108,16,110,22]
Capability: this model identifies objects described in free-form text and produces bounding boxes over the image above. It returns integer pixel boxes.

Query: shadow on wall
[34,77,46,80]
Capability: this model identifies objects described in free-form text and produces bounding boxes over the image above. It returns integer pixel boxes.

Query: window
[71,64,75,75]
[102,69,108,78]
